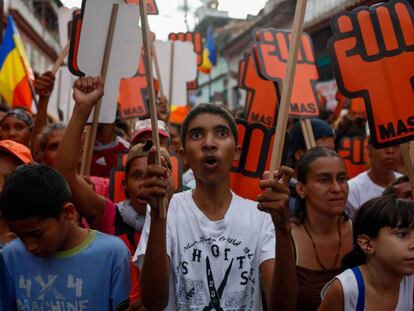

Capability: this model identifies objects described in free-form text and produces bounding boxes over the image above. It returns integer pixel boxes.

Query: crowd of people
[0,70,413,311]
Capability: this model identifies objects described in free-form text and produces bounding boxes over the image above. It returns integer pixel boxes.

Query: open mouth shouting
[203,154,220,170]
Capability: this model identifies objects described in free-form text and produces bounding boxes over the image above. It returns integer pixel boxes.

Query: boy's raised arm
[139,147,171,310]
[31,71,55,156]
[258,166,297,311]
[54,76,107,226]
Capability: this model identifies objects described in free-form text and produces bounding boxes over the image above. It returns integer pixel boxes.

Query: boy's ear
[357,234,375,255]
[61,203,76,222]
[234,145,241,161]
[296,182,305,199]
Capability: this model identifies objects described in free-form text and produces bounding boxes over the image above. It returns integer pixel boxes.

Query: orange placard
[168,32,203,90]
[239,52,279,128]
[238,58,253,112]
[349,97,367,119]
[110,153,182,203]
[337,136,368,179]
[110,169,126,204]
[126,0,159,15]
[252,28,321,119]
[330,0,414,148]
[170,105,191,125]
[332,90,349,120]
[118,49,149,119]
[230,119,289,201]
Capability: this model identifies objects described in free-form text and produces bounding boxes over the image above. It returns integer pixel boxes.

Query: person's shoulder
[321,268,355,299]
[348,171,368,185]
[1,238,27,258]
[348,171,368,183]
[233,193,258,210]
[232,193,270,222]
[170,189,193,208]
[92,231,129,255]
[116,136,130,149]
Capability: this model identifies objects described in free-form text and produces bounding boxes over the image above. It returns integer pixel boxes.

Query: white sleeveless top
[321,269,414,311]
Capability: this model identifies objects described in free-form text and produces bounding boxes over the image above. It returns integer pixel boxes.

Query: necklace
[303,218,342,271]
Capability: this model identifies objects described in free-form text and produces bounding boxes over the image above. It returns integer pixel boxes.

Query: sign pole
[80,4,118,175]
[269,0,308,175]
[51,41,70,75]
[139,0,166,218]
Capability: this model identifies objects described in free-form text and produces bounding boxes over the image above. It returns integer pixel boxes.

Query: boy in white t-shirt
[346,139,402,218]
[134,104,297,311]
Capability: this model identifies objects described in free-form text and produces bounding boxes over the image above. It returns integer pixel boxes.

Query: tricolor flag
[199,26,217,74]
[0,16,34,111]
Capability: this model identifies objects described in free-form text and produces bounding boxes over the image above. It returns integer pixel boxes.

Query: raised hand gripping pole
[139,0,167,219]
[80,4,119,176]
[269,0,308,175]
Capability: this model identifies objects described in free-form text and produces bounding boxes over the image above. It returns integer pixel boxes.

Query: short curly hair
[181,103,238,148]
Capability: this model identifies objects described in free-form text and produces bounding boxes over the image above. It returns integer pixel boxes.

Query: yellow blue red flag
[0,16,34,111]
[199,26,216,74]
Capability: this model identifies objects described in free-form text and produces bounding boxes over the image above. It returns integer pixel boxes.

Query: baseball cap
[131,119,170,144]
[288,119,335,158]
[0,140,34,164]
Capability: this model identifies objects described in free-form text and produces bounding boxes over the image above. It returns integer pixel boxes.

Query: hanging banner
[252,28,321,119]
[329,0,414,148]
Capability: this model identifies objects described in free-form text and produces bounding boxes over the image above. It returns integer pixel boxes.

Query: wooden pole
[300,119,311,150]
[410,141,414,167]
[139,0,166,218]
[51,41,70,75]
[400,143,414,197]
[80,4,119,175]
[269,0,308,175]
[305,119,316,147]
[56,68,63,121]
[168,41,175,104]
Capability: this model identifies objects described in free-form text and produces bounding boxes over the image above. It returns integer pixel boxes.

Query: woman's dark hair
[38,123,67,152]
[293,146,342,222]
[341,195,414,271]
[382,175,409,197]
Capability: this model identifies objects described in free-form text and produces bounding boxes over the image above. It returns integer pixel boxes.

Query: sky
[60,0,268,39]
